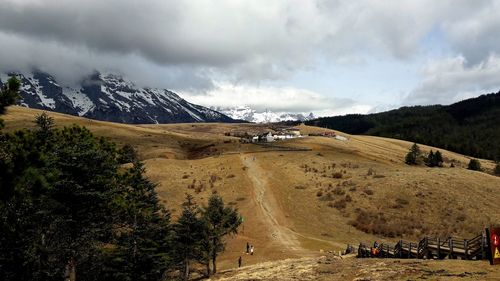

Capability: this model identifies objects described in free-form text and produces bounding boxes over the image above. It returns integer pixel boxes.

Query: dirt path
[241,155,306,253]
[211,254,500,281]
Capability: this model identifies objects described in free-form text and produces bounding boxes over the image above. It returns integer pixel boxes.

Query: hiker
[246,242,250,254]
[238,256,242,267]
[250,245,254,255]
[373,241,379,249]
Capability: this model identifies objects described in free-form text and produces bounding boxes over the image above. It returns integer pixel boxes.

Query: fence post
[481,232,486,260]
[464,239,469,260]
[436,238,440,259]
[449,238,454,259]
[399,240,403,258]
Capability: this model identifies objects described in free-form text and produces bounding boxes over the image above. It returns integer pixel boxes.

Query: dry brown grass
[4,106,500,271]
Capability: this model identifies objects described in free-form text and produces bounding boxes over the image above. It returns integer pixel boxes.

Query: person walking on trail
[246,242,250,254]
[238,256,242,268]
[250,245,254,255]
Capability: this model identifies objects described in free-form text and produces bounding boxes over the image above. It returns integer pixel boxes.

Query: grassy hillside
[4,106,500,271]
[306,92,500,160]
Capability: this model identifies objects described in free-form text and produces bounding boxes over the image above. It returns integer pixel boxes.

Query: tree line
[306,92,500,161]
[404,142,500,175]
[0,77,241,281]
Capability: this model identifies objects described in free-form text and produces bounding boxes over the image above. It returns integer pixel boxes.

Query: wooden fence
[357,233,487,260]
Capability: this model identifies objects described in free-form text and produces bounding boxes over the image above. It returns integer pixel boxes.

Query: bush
[332,172,343,178]
[333,199,347,210]
[467,159,482,171]
[332,187,345,196]
[363,189,374,195]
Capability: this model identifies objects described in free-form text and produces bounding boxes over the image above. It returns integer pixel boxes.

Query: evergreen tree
[426,150,444,167]
[35,112,55,135]
[117,144,139,164]
[467,159,482,171]
[434,150,444,167]
[201,194,241,276]
[173,195,204,281]
[494,163,500,176]
[0,76,20,128]
[426,150,435,167]
[405,143,422,165]
[106,161,173,281]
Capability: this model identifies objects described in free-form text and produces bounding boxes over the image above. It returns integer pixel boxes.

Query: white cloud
[182,82,371,115]
[406,55,500,105]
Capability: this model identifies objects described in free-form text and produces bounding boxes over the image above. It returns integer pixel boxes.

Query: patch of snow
[62,87,95,116]
[24,73,56,109]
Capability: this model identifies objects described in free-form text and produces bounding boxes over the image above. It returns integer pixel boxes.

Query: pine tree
[467,159,482,171]
[35,112,55,134]
[405,143,422,165]
[426,150,435,167]
[108,161,173,281]
[173,195,204,281]
[494,163,500,176]
[0,76,20,128]
[434,150,444,167]
[117,144,139,164]
[201,194,241,276]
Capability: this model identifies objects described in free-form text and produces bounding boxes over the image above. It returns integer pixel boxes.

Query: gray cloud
[1,0,499,113]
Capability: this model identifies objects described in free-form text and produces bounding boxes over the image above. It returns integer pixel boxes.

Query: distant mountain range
[213,106,315,123]
[306,92,500,160]
[0,71,234,124]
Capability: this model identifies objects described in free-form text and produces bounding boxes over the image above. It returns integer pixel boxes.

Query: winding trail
[241,155,304,252]
[241,154,347,252]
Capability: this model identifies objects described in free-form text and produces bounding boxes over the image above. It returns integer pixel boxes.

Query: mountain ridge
[0,71,235,124]
[306,92,500,160]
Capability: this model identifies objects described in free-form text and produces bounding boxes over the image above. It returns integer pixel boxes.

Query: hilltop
[307,92,500,160]
[3,106,500,273]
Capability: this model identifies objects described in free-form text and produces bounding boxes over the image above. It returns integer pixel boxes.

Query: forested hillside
[306,92,500,160]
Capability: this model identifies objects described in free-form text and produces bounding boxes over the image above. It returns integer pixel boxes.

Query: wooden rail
[357,233,487,260]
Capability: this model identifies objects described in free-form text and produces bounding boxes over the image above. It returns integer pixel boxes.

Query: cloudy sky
[1,0,500,116]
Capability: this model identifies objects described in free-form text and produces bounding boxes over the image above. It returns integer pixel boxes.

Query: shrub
[395,198,409,205]
[467,159,482,171]
[320,192,335,201]
[332,172,343,179]
[332,187,345,196]
[495,163,500,176]
[333,199,347,210]
[363,189,374,195]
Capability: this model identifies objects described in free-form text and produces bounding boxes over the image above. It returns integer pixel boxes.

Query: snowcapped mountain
[214,106,315,123]
[0,71,234,124]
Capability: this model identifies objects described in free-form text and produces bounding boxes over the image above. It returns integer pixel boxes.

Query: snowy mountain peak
[0,71,234,124]
[213,106,315,123]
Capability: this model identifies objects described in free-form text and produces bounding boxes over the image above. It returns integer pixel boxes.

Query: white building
[265,132,275,142]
